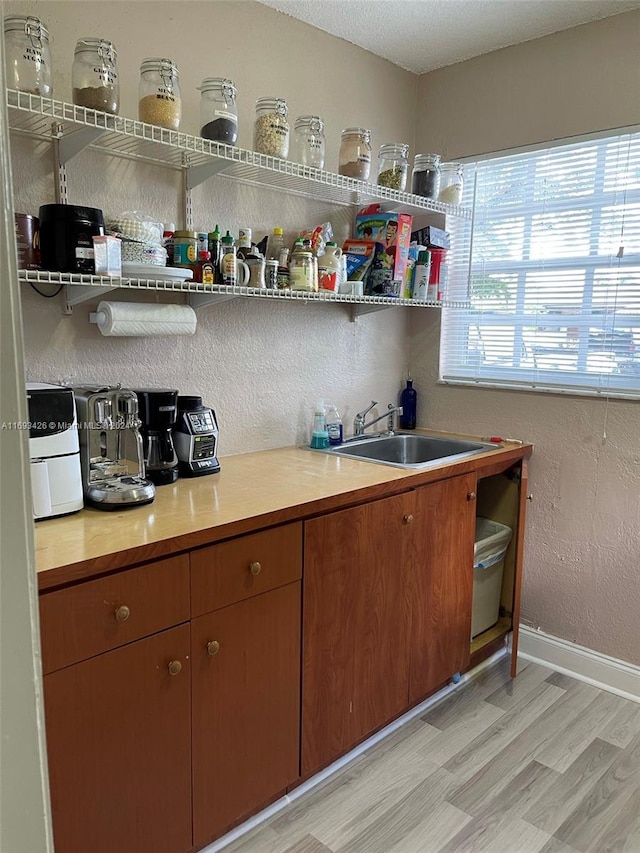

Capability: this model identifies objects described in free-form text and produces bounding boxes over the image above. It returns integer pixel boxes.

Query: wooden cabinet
[302,491,416,776]
[44,624,192,853]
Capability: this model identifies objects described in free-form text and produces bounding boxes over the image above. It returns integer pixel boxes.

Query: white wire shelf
[19,270,470,315]
[7,89,471,216]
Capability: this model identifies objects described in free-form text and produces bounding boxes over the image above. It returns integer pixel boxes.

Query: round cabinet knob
[249,561,262,576]
[467,491,477,501]
[114,605,130,622]
[403,514,414,525]
[168,660,182,676]
[207,640,221,656]
[527,493,534,501]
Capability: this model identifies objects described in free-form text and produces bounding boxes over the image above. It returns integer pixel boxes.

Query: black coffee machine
[134,389,179,485]
[173,395,220,477]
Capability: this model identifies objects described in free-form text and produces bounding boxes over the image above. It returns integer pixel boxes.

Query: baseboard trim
[518,625,640,703]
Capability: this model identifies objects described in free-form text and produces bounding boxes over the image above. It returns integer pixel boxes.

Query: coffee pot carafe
[133,388,179,486]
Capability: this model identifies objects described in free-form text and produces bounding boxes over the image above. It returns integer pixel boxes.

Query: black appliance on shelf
[173,395,220,477]
[38,203,105,273]
[134,388,180,486]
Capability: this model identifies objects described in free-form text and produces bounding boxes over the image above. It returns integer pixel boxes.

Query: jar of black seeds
[199,77,238,144]
[411,153,441,199]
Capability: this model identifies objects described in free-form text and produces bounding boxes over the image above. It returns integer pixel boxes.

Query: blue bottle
[399,378,417,430]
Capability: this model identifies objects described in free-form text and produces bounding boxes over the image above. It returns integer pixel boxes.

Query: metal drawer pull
[168,660,182,676]
[207,640,221,656]
[467,491,476,501]
[249,561,262,576]
[403,514,414,525]
[114,605,130,622]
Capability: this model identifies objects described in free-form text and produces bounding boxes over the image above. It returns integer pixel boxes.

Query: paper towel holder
[89,300,198,337]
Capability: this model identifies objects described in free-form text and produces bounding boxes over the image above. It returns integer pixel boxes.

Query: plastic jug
[318,242,343,292]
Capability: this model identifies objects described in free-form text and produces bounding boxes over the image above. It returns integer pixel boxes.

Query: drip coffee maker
[134,388,179,485]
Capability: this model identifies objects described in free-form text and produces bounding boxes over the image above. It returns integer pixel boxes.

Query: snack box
[355,205,412,284]
[411,225,450,250]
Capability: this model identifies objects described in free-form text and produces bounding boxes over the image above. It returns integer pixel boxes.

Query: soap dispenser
[399,376,417,430]
[310,400,330,449]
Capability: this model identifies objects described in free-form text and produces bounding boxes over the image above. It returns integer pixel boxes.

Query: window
[441,130,640,397]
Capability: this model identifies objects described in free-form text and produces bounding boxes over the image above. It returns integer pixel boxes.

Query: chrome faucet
[353,401,403,437]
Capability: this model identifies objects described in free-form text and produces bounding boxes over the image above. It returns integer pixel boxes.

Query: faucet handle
[357,400,378,418]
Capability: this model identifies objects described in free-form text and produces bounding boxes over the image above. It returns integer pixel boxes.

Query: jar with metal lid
[338,128,372,180]
[199,78,238,144]
[377,143,409,191]
[138,58,181,130]
[289,250,316,292]
[3,16,52,96]
[411,153,441,199]
[72,38,119,114]
[438,162,464,206]
[254,97,289,158]
[172,230,198,267]
[293,115,325,169]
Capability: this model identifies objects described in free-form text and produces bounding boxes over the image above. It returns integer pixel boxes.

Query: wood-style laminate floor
[223,658,640,853]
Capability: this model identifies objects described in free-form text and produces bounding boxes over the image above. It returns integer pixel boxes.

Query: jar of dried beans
[138,57,181,130]
[253,97,289,158]
[338,128,372,180]
[72,38,119,114]
[3,16,52,96]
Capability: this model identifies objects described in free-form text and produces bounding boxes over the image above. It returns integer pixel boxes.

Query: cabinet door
[192,583,301,847]
[44,624,191,853]
[409,474,476,703]
[302,492,415,777]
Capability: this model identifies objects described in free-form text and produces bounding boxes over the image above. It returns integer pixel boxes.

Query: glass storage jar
[72,38,119,114]
[438,162,464,205]
[377,143,409,191]
[199,77,238,143]
[338,128,372,180]
[3,16,52,96]
[293,115,325,168]
[253,97,289,158]
[411,153,441,198]
[138,57,181,130]
[289,250,316,292]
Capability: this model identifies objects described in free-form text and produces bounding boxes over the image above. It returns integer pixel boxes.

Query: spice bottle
[138,58,181,130]
[199,78,238,144]
[377,143,409,191]
[293,115,325,168]
[338,128,372,180]
[253,97,289,158]
[411,153,441,199]
[72,38,119,114]
[438,162,464,206]
[276,247,290,289]
[4,16,53,97]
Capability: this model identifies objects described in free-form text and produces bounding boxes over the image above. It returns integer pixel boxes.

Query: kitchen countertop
[35,434,532,591]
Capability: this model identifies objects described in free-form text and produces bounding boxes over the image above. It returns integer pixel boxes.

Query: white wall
[412,11,640,667]
[9,0,418,454]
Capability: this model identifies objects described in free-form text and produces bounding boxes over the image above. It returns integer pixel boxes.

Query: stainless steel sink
[323,433,500,470]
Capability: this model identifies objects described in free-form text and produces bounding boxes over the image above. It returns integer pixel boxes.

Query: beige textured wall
[412,11,640,666]
[9,0,418,454]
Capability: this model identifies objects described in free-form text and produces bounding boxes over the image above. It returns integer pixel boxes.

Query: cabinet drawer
[39,554,190,674]
[191,523,302,616]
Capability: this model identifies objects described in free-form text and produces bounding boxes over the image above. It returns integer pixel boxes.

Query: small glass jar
[338,128,372,180]
[411,153,441,199]
[293,115,325,169]
[72,38,119,114]
[3,16,52,96]
[199,78,238,144]
[253,97,289,158]
[138,57,181,130]
[289,250,316,292]
[172,230,198,267]
[377,143,409,191]
[438,162,464,206]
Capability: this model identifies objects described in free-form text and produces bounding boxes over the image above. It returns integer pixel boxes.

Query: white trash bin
[472,517,512,638]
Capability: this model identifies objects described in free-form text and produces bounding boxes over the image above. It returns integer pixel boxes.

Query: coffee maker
[73,385,156,510]
[133,389,179,486]
[173,395,221,477]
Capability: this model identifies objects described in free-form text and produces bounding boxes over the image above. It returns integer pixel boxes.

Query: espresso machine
[133,388,179,486]
[173,395,220,477]
[72,385,156,509]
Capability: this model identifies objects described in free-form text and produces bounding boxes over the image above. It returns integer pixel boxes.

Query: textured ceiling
[256,0,640,73]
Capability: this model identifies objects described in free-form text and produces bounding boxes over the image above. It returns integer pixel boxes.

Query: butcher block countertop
[35,434,532,591]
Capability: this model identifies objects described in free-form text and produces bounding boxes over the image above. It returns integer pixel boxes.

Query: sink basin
[324,433,500,470]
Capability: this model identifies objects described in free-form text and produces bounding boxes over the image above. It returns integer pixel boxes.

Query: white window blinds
[441,131,640,397]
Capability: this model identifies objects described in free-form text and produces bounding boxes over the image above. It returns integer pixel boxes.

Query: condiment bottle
[138,57,181,130]
[4,16,53,96]
[198,77,238,143]
[338,128,372,180]
[276,247,290,289]
[72,38,119,114]
[267,227,285,260]
[208,225,221,282]
[220,231,237,285]
[317,241,342,291]
[194,250,214,284]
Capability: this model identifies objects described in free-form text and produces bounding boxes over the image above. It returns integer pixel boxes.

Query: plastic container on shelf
[325,405,343,445]
[338,128,372,180]
[138,57,181,129]
[267,227,285,260]
[317,241,342,292]
[411,153,441,198]
[4,15,52,96]
[293,115,325,168]
[72,38,119,114]
[198,77,238,143]
[253,97,289,158]
[377,143,409,191]
[472,518,512,638]
[438,162,464,206]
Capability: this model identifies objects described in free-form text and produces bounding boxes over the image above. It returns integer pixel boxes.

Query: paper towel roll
[92,301,197,337]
